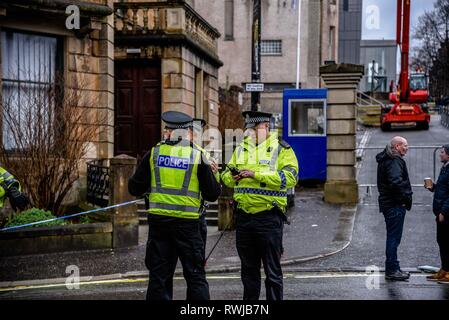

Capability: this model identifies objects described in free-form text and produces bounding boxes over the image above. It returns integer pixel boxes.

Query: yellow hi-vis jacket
[148,141,202,219]
[221,133,299,214]
[0,167,18,208]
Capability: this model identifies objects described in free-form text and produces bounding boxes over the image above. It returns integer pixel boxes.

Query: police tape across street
[0,199,142,232]
[0,196,232,267]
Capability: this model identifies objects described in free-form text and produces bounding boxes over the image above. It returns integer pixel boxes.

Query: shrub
[0,75,105,216]
[4,208,67,229]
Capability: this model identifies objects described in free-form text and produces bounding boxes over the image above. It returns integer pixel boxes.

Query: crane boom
[398,0,410,101]
[382,0,430,131]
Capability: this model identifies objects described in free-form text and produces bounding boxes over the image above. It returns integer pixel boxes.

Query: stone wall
[0,0,115,206]
[115,45,220,130]
[0,222,113,257]
[67,1,115,161]
[114,0,221,130]
[192,0,339,111]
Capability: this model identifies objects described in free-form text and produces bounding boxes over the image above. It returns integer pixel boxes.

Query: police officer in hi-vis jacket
[0,166,29,212]
[128,111,221,301]
[221,111,299,300]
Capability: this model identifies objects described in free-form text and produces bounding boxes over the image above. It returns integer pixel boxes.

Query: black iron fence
[86,159,110,207]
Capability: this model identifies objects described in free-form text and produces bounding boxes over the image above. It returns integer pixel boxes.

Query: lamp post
[251,0,261,111]
[296,0,301,89]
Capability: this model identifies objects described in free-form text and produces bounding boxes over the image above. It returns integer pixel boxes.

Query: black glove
[6,186,30,212]
[0,182,8,194]
[403,194,412,211]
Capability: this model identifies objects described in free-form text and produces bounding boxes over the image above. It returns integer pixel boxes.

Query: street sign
[245,83,264,92]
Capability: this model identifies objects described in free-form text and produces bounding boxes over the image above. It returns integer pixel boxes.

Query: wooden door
[115,60,161,159]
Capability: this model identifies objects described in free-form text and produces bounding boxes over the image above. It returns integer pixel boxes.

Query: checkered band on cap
[245,116,271,124]
[165,122,192,129]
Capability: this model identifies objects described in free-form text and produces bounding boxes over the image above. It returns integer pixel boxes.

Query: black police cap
[162,111,193,129]
[242,111,272,128]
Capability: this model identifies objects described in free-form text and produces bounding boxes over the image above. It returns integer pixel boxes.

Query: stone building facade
[191,0,339,115]
[0,0,114,160]
[0,0,222,205]
[113,0,222,158]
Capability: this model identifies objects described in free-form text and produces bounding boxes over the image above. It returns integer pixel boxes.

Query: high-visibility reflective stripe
[152,145,200,199]
[152,187,200,198]
[181,148,198,196]
[270,146,280,171]
[237,146,243,160]
[153,146,162,189]
[282,166,299,182]
[149,202,200,213]
[282,166,297,177]
[235,187,287,197]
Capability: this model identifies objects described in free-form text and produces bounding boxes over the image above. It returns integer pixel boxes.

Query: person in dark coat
[376,136,412,281]
[425,144,449,283]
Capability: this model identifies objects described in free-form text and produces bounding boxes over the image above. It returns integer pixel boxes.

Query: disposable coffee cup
[424,178,433,188]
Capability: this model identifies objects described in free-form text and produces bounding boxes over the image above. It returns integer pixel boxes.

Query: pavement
[297,115,448,271]
[2,271,448,300]
[0,115,446,296]
[0,189,354,288]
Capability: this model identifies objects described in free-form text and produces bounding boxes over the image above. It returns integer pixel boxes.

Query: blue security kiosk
[282,88,327,182]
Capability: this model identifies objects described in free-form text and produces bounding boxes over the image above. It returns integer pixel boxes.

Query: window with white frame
[289,100,326,136]
[1,30,61,150]
[261,40,282,56]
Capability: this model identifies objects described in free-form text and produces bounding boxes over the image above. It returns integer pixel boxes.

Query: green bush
[5,208,67,229]
[79,215,93,224]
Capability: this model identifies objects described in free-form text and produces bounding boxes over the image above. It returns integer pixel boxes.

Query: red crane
[381,0,430,131]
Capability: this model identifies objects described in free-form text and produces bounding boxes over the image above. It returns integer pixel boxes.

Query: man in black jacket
[376,136,412,281]
[425,144,449,283]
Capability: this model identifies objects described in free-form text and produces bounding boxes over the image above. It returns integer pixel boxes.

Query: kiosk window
[290,100,325,135]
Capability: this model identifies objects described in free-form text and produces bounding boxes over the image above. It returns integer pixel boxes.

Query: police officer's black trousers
[145,217,210,300]
[200,214,208,258]
[236,209,284,300]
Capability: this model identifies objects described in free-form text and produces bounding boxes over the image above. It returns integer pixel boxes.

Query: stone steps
[357,105,381,127]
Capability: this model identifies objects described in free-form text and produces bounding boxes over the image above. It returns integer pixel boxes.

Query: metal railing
[356,146,442,188]
[86,159,110,207]
[356,91,386,108]
[441,105,449,129]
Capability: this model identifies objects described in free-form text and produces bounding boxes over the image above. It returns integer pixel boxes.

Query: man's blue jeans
[382,207,407,274]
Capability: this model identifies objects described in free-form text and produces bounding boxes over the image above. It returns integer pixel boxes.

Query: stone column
[320,63,364,204]
[218,198,234,230]
[110,154,139,248]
